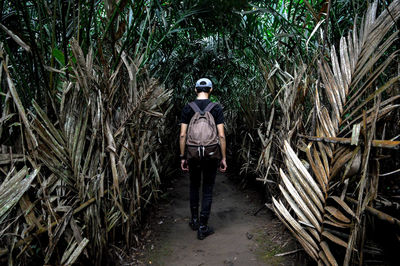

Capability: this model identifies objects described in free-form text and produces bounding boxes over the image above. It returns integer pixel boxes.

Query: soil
[135,173,299,266]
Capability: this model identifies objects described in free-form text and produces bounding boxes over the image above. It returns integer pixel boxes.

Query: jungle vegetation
[0,0,399,265]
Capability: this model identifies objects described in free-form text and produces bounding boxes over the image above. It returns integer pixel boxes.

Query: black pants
[188,159,218,219]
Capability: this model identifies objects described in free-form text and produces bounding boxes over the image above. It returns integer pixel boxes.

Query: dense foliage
[0,0,399,265]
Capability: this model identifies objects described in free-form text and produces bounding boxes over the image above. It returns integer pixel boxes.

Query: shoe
[197,225,214,240]
[189,218,199,231]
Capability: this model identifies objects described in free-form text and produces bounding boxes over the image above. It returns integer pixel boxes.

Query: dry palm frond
[0,167,39,223]
[256,60,308,195]
[274,1,400,265]
[0,38,171,264]
[2,55,38,150]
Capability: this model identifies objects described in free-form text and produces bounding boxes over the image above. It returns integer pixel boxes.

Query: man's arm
[180,123,188,156]
[217,124,227,172]
[180,123,189,171]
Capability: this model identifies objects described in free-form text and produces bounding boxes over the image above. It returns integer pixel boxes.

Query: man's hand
[219,158,227,172]
[181,159,189,171]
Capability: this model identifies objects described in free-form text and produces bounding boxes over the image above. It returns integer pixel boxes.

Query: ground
[135,173,299,266]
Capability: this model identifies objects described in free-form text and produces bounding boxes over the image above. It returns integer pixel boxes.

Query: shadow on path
[141,173,297,266]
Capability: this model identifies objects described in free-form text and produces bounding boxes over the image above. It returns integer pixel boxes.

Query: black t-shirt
[180,99,224,125]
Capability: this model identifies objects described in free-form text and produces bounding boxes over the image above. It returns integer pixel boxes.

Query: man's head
[195,78,213,94]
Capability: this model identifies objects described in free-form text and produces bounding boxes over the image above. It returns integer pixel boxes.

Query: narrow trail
[140,173,297,266]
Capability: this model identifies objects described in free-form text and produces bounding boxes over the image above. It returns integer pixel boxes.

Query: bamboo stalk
[346,197,400,228]
[298,134,400,149]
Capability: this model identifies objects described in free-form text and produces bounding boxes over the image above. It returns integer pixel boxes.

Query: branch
[298,135,400,149]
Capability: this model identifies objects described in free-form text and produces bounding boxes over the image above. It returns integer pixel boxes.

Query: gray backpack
[186,102,221,160]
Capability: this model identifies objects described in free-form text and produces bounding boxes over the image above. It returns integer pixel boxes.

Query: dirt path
[140,173,297,266]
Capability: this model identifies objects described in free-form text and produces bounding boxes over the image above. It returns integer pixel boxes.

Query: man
[179,78,227,240]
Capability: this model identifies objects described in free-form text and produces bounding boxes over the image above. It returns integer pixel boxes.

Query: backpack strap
[189,102,204,115]
[204,102,217,113]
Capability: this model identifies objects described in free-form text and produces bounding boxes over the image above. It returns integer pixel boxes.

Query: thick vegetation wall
[0,0,399,265]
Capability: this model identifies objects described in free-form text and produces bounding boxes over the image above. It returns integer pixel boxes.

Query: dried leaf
[284,140,324,202]
[0,23,31,52]
[321,241,338,266]
[322,230,351,250]
[325,206,351,223]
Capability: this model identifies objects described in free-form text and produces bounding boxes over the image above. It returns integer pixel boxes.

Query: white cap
[195,78,212,88]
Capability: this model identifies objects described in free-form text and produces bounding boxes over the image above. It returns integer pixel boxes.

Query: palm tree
[273,1,400,264]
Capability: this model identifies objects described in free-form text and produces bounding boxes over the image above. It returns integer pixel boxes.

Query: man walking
[179,78,227,240]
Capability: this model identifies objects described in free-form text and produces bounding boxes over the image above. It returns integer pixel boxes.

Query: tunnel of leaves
[0,0,400,265]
